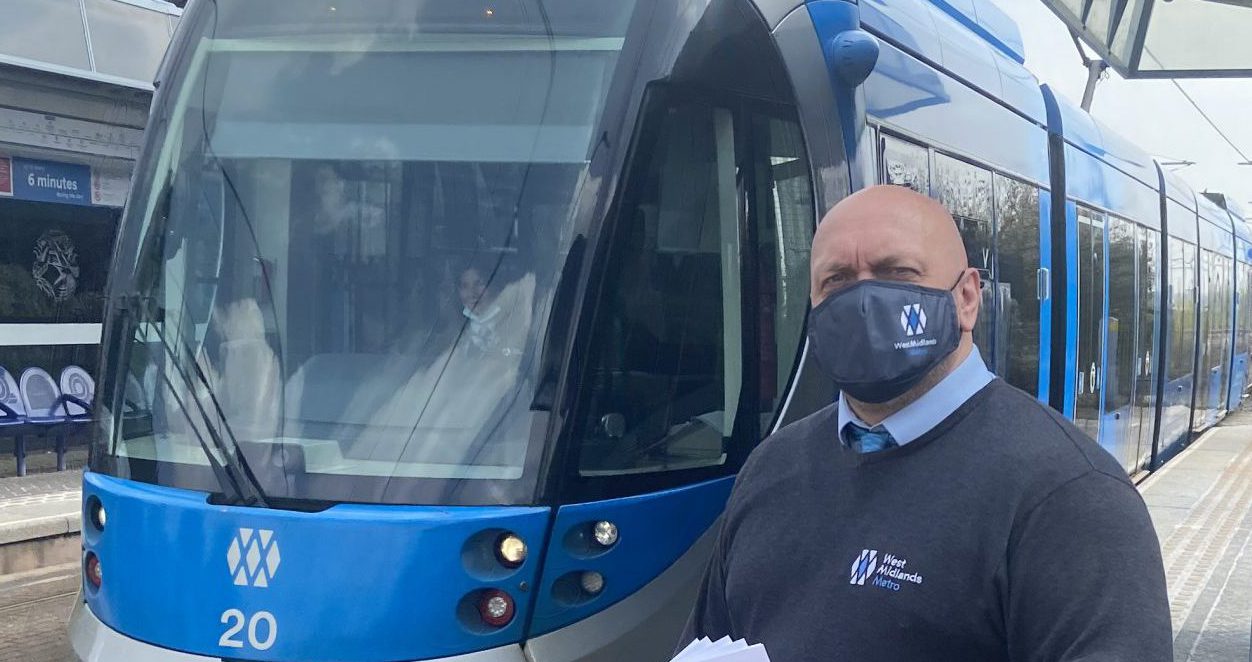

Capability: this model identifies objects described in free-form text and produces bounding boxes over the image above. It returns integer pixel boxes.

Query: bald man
[680,185,1171,661]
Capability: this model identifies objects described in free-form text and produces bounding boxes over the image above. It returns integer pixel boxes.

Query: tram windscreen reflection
[109,0,635,501]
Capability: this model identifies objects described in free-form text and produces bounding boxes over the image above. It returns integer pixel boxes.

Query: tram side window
[749,115,815,428]
[934,153,994,367]
[1242,262,1252,360]
[1105,217,1137,417]
[992,175,1041,395]
[1168,240,1198,382]
[1198,250,1215,389]
[575,100,812,480]
[880,134,930,194]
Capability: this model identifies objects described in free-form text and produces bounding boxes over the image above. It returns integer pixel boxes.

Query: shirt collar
[837,347,995,447]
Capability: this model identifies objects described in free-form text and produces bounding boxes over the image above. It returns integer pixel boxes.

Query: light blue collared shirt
[837,347,995,448]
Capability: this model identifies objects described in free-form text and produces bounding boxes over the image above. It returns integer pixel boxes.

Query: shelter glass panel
[84,0,175,81]
[0,0,90,71]
[1141,0,1252,72]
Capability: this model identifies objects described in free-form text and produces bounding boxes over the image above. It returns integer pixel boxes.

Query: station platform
[0,470,81,577]
[1141,410,1252,662]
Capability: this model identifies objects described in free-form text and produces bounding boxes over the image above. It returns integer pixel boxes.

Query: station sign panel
[11,157,92,206]
[0,154,127,207]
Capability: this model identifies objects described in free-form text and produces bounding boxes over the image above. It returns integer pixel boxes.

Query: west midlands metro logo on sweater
[850,549,924,592]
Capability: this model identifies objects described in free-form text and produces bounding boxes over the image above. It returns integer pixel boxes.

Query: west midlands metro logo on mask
[900,303,927,337]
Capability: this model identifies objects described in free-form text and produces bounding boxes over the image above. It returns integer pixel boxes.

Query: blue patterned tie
[846,424,898,454]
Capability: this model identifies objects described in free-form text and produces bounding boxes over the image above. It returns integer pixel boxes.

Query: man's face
[809,187,968,307]
[459,268,490,312]
[811,203,946,304]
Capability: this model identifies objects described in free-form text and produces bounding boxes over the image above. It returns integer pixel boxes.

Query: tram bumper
[79,472,548,662]
[70,598,529,662]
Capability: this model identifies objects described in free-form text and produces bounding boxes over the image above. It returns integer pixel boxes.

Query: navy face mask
[807,276,963,404]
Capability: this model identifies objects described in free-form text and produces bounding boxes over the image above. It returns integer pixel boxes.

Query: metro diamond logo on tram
[226,528,281,588]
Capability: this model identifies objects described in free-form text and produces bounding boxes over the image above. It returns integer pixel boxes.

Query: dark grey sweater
[681,379,1172,661]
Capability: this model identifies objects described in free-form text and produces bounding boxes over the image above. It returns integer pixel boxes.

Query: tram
[71,0,1252,660]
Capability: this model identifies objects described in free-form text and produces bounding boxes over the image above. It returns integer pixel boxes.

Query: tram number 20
[219,609,278,651]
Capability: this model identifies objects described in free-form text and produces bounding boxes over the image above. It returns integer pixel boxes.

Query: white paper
[672,637,771,662]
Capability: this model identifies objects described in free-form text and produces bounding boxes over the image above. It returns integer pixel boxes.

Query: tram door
[1134,227,1161,469]
[1104,217,1136,470]
[1074,207,1105,443]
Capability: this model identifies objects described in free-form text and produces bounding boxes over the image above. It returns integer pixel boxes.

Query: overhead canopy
[1041,0,1252,77]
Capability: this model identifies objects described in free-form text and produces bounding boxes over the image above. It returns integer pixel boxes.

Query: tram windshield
[100,0,637,504]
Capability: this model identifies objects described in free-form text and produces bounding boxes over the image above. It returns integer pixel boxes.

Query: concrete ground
[0,563,78,662]
[1141,410,1252,662]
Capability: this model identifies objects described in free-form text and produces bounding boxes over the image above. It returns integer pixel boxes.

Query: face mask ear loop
[949,268,970,292]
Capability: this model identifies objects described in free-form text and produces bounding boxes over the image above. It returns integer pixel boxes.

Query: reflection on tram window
[1074,207,1106,442]
[0,199,117,326]
[578,103,737,477]
[576,102,813,478]
[934,152,994,367]
[107,0,638,502]
[880,134,930,194]
[992,175,1041,395]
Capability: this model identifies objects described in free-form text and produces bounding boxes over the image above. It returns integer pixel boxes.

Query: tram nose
[78,472,549,662]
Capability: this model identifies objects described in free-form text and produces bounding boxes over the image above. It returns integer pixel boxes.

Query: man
[681,185,1172,661]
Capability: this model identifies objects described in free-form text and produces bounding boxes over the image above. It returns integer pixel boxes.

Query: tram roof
[928,0,1027,64]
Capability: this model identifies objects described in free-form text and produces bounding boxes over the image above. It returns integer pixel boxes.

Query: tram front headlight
[495,533,527,568]
[91,501,106,531]
[593,520,618,548]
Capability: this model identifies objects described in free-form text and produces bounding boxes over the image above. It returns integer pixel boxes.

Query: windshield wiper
[119,294,269,507]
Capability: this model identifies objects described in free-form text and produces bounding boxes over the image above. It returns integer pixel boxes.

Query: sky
[995,0,1252,211]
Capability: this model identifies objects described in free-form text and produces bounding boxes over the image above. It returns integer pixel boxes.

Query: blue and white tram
[71,1,1252,661]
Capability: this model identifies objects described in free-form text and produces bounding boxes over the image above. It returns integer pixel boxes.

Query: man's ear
[956,267,980,333]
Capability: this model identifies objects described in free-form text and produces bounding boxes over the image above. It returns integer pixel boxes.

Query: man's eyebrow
[867,255,922,272]
[815,261,857,278]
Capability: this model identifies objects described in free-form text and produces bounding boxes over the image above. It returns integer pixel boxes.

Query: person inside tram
[680,184,1172,662]
[458,260,504,353]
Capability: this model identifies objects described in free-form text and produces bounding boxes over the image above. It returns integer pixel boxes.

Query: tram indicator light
[478,589,515,627]
[580,571,605,596]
